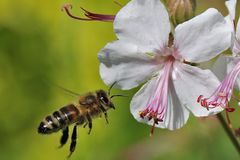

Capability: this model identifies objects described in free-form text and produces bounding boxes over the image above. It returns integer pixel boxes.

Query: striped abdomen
[38,104,80,134]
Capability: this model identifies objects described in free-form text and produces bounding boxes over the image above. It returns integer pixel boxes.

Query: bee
[38,82,124,157]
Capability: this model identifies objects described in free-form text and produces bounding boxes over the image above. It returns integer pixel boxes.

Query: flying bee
[38,82,124,157]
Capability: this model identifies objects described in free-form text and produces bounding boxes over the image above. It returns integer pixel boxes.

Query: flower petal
[236,17,240,39]
[233,17,240,55]
[172,62,223,116]
[98,40,160,90]
[114,0,170,52]
[130,76,189,130]
[211,56,229,81]
[225,0,237,21]
[233,40,240,56]
[225,56,240,89]
[213,56,240,89]
[175,8,231,63]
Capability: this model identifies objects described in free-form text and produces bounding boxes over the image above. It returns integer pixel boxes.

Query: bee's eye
[100,96,109,104]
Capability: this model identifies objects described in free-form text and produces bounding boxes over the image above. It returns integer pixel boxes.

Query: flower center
[139,56,174,136]
[197,60,240,127]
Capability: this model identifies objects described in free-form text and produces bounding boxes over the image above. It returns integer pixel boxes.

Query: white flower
[225,0,237,22]
[198,0,240,123]
[213,0,240,81]
[227,0,240,56]
[98,0,231,132]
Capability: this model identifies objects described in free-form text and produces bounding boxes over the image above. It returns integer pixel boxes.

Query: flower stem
[217,113,240,154]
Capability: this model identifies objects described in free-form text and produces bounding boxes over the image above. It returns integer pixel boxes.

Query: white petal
[164,80,190,130]
[225,56,240,72]
[225,56,240,90]
[224,15,235,51]
[233,17,240,55]
[233,40,240,56]
[172,62,223,116]
[222,56,240,89]
[212,55,240,90]
[236,17,240,40]
[114,0,170,52]
[130,76,190,130]
[211,56,228,81]
[225,0,237,21]
[213,56,240,77]
[225,15,235,32]
[175,8,231,63]
[98,40,160,90]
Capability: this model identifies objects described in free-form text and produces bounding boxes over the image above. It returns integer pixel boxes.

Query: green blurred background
[0,0,239,160]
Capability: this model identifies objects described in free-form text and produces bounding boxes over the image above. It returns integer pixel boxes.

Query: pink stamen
[139,57,174,135]
[62,4,115,22]
[197,60,240,114]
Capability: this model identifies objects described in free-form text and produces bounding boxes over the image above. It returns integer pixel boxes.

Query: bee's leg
[99,105,108,124]
[83,122,88,128]
[67,125,77,158]
[59,126,69,148]
[86,113,92,135]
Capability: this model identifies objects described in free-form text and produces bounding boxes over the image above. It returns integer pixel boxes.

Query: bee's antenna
[54,84,81,97]
[110,94,128,99]
[108,81,117,96]
[46,81,81,97]
[41,79,81,97]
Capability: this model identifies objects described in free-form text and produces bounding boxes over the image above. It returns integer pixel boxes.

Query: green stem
[217,113,240,154]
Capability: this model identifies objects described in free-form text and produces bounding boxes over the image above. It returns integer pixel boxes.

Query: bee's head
[97,82,126,110]
[97,89,115,109]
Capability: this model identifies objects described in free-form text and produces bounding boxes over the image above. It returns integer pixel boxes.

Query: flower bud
[165,0,196,26]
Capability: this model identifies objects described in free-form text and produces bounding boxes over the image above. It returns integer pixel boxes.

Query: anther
[61,3,72,11]
[148,112,156,121]
[61,3,93,21]
[139,110,148,119]
[226,107,235,112]
[148,115,153,121]
[197,95,203,103]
